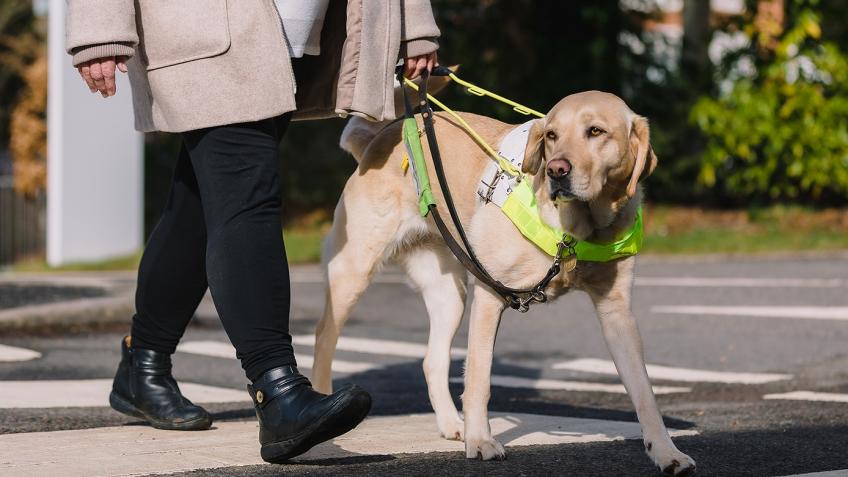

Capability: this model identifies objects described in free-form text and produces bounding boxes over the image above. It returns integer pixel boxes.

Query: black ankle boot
[248,365,372,463]
[109,336,212,430]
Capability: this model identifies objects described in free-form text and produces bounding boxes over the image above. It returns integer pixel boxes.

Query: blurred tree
[682,0,712,89]
[0,1,38,152]
[430,0,625,120]
[0,3,46,197]
[691,0,848,203]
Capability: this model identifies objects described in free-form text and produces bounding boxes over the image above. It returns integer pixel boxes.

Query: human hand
[77,56,129,97]
[403,51,437,80]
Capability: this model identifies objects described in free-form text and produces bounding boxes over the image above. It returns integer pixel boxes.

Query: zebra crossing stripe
[763,391,848,403]
[177,340,381,374]
[553,358,792,384]
[0,379,248,409]
[450,375,690,395]
[0,344,41,362]
[651,305,848,321]
[291,334,467,359]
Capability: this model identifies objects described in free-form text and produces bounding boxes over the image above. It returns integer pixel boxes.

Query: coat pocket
[138,0,231,71]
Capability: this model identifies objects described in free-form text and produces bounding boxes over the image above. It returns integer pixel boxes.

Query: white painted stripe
[0,344,42,362]
[177,340,381,374]
[291,272,409,285]
[292,272,845,288]
[652,305,848,321]
[553,358,791,384]
[295,354,380,374]
[779,470,848,477]
[636,277,844,288]
[292,334,467,359]
[0,412,696,476]
[764,391,848,403]
[0,379,248,409]
[450,375,689,395]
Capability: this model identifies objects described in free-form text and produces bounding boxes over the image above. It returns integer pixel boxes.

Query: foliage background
[0,0,846,239]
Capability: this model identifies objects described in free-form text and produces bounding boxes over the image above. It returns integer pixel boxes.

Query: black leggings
[131,114,295,381]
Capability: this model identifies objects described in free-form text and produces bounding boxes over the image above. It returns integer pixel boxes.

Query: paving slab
[0,412,696,477]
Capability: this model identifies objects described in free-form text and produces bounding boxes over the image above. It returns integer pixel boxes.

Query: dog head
[522,91,657,205]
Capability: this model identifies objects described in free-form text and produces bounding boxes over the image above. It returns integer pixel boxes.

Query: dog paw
[438,416,465,441]
[465,435,506,461]
[646,442,696,476]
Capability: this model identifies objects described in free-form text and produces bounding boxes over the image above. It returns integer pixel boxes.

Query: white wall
[47,0,143,266]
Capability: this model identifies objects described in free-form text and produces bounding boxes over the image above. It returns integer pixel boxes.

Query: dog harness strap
[397,68,562,311]
[396,67,644,311]
[574,207,644,262]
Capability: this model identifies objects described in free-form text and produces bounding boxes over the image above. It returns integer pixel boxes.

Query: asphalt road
[1,256,848,476]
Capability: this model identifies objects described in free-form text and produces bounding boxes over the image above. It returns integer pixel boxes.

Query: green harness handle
[402,118,436,216]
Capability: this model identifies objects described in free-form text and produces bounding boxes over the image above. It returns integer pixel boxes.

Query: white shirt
[274,0,331,58]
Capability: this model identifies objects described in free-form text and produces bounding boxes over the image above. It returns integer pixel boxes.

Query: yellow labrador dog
[311,87,696,475]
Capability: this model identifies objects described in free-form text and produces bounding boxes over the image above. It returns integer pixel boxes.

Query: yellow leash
[401,72,543,178]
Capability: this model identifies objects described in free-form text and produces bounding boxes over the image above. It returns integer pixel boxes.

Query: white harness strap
[476,120,534,206]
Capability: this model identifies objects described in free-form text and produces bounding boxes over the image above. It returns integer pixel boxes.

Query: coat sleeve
[399,0,440,58]
[65,0,138,66]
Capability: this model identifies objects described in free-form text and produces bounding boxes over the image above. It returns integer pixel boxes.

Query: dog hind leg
[312,195,399,394]
[400,245,468,441]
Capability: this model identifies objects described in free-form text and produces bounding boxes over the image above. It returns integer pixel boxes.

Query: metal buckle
[477,170,503,203]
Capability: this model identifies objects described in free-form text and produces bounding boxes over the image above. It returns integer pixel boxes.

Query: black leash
[398,67,571,312]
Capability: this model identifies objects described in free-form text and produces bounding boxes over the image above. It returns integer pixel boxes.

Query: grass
[642,205,848,255]
[8,205,846,272]
[10,251,143,272]
[7,227,327,273]
[281,205,848,259]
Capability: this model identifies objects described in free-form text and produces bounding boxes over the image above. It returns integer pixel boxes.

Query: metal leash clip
[516,290,548,313]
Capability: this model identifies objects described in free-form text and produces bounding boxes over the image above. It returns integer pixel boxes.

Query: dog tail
[340,65,458,163]
[339,117,389,163]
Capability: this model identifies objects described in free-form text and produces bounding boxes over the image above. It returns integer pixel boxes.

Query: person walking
[65,0,439,463]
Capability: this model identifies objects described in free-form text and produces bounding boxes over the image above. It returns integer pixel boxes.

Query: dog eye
[545,131,557,141]
[587,126,605,137]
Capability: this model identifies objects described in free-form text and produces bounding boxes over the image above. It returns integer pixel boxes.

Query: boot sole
[109,391,213,431]
[260,389,372,463]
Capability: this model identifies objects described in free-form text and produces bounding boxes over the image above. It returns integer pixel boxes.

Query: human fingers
[403,57,416,79]
[413,56,427,79]
[426,52,436,73]
[78,63,96,92]
[89,61,107,97]
[101,58,117,96]
[116,56,129,73]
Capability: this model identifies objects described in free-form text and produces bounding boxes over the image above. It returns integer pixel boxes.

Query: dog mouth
[549,185,576,202]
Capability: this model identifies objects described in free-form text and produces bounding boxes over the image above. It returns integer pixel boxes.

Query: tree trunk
[681,0,712,89]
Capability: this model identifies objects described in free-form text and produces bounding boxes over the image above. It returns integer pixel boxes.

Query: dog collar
[476,123,644,261]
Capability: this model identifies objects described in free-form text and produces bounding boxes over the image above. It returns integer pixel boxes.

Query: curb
[0,293,134,333]
[0,273,135,333]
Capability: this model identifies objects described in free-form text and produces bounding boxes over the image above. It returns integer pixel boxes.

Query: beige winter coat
[65,0,440,133]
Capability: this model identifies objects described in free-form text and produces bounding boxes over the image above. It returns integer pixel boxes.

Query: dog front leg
[588,264,696,476]
[462,285,507,460]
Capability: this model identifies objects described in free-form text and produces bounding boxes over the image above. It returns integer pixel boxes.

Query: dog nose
[546,159,572,179]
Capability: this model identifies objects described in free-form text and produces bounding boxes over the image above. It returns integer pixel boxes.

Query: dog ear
[522,118,546,174]
[626,116,658,197]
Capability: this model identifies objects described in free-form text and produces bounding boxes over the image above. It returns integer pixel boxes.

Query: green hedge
[691,9,848,203]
